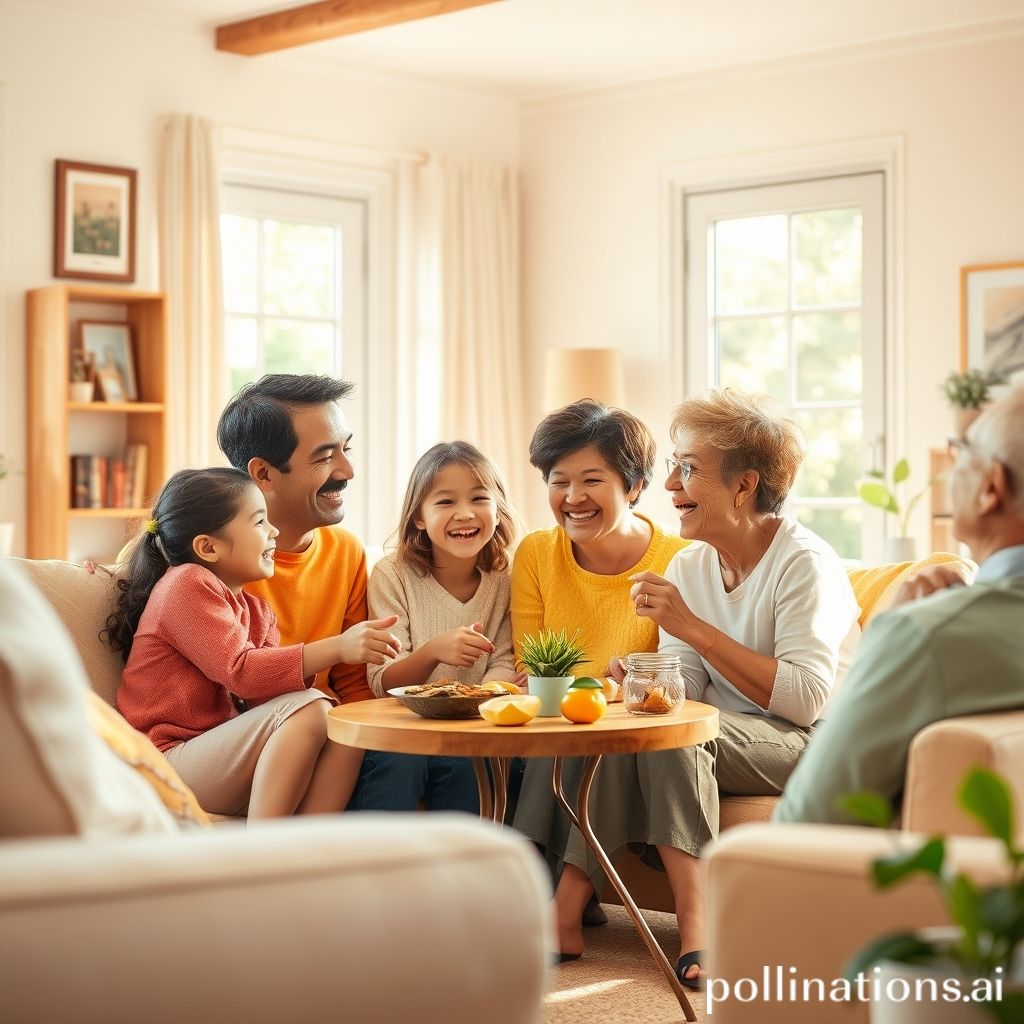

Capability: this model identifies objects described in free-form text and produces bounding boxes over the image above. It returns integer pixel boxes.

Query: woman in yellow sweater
[510,399,687,939]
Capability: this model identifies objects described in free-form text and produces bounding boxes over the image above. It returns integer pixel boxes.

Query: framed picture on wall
[54,159,137,282]
[960,261,1024,385]
[79,320,138,401]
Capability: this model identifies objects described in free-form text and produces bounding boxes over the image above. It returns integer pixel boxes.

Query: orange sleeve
[327,545,373,704]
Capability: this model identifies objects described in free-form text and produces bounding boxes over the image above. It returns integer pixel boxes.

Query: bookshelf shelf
[68,401,165,413]
[27,285,168,560]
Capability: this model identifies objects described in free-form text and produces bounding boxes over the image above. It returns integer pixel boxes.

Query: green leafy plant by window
[518,628,588,678]
[841,767,1024,1023]
[943,369,1005,410]
[857,459,937,539]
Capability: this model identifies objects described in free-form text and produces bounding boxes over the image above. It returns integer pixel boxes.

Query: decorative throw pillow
[0,561,176,837]
[86,691,210,828]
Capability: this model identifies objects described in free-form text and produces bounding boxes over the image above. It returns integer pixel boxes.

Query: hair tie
[145,518,159,535]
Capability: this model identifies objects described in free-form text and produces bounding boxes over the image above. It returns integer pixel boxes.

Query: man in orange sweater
[217,374,399,703]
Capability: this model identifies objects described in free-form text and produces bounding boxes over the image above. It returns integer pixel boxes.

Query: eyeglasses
[664,456,694,483]
[947,436,977,459]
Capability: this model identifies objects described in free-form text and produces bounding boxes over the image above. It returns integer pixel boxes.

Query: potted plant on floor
[842,767,1024,1023]
[518,628,588,718]
[942,368,1004,438]
[858,459,934,563]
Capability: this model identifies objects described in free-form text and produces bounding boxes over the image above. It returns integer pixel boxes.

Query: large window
[685,173,884,561]
[220,183,368,536]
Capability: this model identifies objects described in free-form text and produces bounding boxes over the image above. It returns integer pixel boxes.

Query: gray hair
[969,386,1024,515]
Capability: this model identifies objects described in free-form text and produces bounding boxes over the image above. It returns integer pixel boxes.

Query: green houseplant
[943,369,1005,438]
[518,628,588,718]
[842,767,1024,1023]
[857,459,935,562]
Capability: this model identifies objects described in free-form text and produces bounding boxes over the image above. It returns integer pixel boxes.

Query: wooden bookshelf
[928,447,965,556]
[26,285,168,560]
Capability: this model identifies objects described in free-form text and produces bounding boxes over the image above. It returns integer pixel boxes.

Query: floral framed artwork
[960,261,1024,384]
[78,321,138,401]
[54,159,137,282]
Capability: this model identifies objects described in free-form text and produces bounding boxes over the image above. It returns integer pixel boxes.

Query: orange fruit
[481,680,520,695]
[479,694,542,726]
[560,681,607,724]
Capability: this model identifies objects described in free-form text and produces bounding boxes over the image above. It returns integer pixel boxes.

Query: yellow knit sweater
[510,515,688,679]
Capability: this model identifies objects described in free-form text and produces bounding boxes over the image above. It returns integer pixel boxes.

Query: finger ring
[642,592,649,607]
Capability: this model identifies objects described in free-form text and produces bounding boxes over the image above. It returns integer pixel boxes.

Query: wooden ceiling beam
[216,0,502,56]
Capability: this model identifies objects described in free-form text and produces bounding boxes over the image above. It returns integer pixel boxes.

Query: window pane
[717,316,788,403]
[793,407,862,499]
[221,215,258,314]
[794,311,862,402]
[264,319,335,376]
[226,316,257,396]
[263,220,335,318]
[794,505,862,560]
[714,215,788,313]
[792,208,861,307]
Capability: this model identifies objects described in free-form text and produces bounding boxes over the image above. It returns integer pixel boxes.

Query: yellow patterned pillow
[86,691,210,828]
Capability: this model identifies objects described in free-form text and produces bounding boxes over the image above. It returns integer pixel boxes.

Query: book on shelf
[70,444,149,510]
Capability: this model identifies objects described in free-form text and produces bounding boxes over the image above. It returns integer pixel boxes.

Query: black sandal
[675,950,705,991]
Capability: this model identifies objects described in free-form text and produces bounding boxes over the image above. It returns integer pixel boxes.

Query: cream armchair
[703,710,1024,1024]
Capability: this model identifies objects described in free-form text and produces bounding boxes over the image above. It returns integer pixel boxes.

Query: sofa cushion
[11,557,124,705]
[0,561,176,837]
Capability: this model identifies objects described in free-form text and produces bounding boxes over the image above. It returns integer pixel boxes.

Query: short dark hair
[104,467,257,659]
[217,374,354,473]
[528,399,656,507]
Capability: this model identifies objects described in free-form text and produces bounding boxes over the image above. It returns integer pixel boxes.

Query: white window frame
[663,137,905,564]
[220,127,419,550]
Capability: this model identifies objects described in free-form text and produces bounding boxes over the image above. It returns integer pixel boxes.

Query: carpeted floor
[543,905,706,1023]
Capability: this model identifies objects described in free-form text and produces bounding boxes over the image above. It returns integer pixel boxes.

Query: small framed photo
[96,366,126,403]
[54,159,137,283]
[960,261,1024,384]
[79,321,138,401]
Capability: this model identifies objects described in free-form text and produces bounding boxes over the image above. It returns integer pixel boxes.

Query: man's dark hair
[217,374,354,473]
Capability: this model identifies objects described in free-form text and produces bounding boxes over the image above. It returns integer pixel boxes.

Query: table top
[327,699,720,758]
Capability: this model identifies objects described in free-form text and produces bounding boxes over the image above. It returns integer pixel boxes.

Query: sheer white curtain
[158,114,227,470]
[418,153,525,501]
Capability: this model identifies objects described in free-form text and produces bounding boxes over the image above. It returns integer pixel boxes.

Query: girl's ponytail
[103,466,255,660]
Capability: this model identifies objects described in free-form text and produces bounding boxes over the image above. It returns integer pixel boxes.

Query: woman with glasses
[509,399,688,926]
[544,389,860,989]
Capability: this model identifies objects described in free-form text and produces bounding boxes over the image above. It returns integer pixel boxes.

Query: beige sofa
[1,559,552,1024]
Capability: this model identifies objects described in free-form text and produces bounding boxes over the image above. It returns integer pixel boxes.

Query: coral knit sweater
[510,515,689,680]
[117,564,307,751]
[246,526,372,704]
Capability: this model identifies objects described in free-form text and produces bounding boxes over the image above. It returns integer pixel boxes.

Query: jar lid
[625,652,682,670]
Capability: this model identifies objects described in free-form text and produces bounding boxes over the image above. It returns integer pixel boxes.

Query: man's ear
[192,534,220,565]
[979,460,1010,516]
[734,469,761,509]
[248,457,275,493]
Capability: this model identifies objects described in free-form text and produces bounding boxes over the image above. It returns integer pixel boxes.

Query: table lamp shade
[543,348,626,412]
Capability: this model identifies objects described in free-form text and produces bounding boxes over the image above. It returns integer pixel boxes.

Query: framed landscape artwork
[54,159,136,282]
[79,320,138,401]
[960,261,1024,386]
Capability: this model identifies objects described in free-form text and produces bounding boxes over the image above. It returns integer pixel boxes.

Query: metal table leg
[553,754,697,1022]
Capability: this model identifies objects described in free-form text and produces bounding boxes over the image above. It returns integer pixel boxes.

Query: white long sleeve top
[658,517,860,728]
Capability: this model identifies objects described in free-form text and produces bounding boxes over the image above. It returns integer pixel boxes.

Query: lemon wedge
[479,694,542,726]
[480,680,520,695]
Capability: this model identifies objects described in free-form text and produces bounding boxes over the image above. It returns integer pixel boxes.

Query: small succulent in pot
[518,628,588,678]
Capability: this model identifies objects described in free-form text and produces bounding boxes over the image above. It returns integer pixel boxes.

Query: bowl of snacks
[388,679,519,720]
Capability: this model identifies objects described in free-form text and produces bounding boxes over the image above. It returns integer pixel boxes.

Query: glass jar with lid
[622,653,686,716]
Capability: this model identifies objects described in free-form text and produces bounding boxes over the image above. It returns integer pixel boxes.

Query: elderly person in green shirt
[777,386,1024,824]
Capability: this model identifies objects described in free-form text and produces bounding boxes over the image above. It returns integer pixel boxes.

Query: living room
[2,2,1024,1022]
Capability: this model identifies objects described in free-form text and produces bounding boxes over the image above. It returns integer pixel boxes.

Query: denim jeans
[347,751,479,813]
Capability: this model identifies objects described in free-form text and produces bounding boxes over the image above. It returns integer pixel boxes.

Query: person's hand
[511,670,528,690]
[336,615,402,666]
[607,656,628,684]
[891,563,969,607]
[429,623,496,668]
[629,570,693,639]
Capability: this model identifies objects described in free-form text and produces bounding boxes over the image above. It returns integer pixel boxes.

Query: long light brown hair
[397,442,517,577]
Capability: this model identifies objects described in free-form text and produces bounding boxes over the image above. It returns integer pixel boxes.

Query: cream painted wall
[519,35,1024,544]
[0,2,519,552]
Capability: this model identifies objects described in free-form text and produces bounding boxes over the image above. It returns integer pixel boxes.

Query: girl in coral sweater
[107,467,400,819]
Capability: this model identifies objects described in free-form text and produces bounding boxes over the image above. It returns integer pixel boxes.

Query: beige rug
[543,905,706,1023]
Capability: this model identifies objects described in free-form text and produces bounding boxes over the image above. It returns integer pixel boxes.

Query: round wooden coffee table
[328,699,719,1021]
